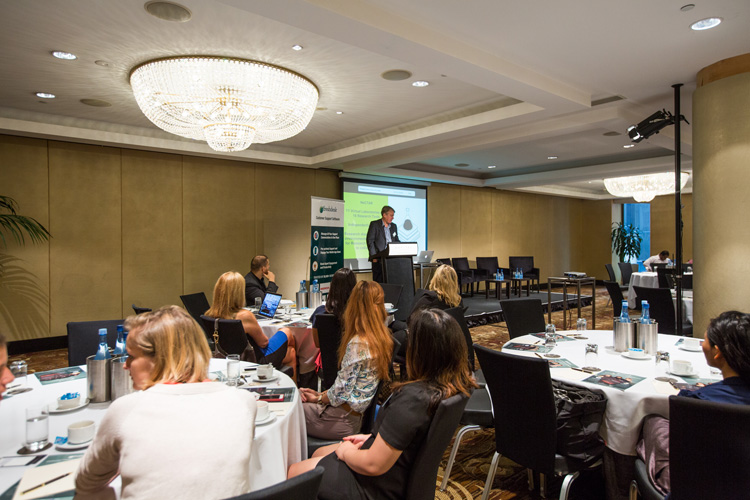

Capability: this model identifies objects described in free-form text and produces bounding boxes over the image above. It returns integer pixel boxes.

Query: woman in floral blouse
[300,281,393,439]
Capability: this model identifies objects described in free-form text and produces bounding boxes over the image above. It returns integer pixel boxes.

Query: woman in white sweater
[75,306,257,500]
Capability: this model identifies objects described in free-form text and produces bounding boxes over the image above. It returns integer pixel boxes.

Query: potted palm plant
[0,195,50,248]
[610,222,642,263]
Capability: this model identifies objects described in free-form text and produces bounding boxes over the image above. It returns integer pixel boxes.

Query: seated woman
[300,280,393,440]
[311,267,357,334]
[288,308,477,499]
[637,310,750,495]
[206,271,296,380]
[75,306,257,500]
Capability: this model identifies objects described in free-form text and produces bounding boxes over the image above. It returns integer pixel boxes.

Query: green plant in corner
[0,195,51,248]
[611,222,642,263]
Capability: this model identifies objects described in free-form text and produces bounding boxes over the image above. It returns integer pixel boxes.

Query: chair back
[476,257,500,275]
[682,273,693,289]
[444,306,476,372]
[617,262,633,285]
[132,304,152,315]
[227,466,324,500]
[604,263,617,282]
[500,298,546,339]
[474,345,558,476]
[656,267,674,288]
[380,283,403,309]
[451,257,471,272]
[405,393,471,500]
[180,292,210,323]
[199,315,253,358]
[67,319,126,366]
[603,281,625,317]
[670,396,750,500]
[436,258,452,266]
[509,256,534,274]
[632,286,677,334]
[314,313,343,390]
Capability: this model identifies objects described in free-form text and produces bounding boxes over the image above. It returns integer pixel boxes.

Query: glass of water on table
[24,405,50,453]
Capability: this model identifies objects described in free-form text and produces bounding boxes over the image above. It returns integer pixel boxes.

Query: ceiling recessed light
[623,144,635,149]
[547,156,558,160]
[335,111,344,115]
[454,163,470,167]
[412,80,429,87]
[691,17,722,30]
[381,70,412,81]
[680,4,695,12]
[81,98,112,107]
[52,51,77,60]
[292,45,303,51]
[603,131,621,137]
[144,1,192,22]
[35,92,55,99]
[487,165,497,169]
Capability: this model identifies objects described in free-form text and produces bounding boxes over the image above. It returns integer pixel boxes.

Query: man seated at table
[643,250,671,271]
[0,333,15,403]
[245,255,279,306]
[637,310,750,496]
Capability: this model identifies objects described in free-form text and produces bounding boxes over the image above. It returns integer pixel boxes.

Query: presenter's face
[382,210,394,225]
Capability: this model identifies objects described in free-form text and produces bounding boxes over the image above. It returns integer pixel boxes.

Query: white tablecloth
[627,272,658,309]
[256,307,318,374]
[0,359,305,497]
[503,331,713,456]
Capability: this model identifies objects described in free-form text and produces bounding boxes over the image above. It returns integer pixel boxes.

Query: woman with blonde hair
[75,306,257,500]
[412,264,462,313]
[300,280,393,439]
[206,271,296,379]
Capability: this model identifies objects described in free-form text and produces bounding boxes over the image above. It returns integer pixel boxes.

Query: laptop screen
[256,292,282,319]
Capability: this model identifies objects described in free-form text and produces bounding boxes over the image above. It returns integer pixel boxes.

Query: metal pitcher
[110,356,134,400]
[86,355,112,403]
[295,291,308,311]
[613,319,636,352]
[636,321,659,355]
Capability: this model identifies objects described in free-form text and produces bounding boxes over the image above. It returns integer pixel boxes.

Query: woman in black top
[410,264,463,314]
[288,308,477,499]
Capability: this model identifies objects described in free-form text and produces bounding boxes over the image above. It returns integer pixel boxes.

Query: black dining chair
[509,256,540,292]
[199,315,256,361]
[632,286,692,336]
[224,466,324,500]
[131,304,152,315]
[379,282,403,309]
[499,298,546,339]
[66,319,125,366]
[181,292,210,324]
[452,257,482,296]
[618,262,634,286]
[629,455,666,500]
[603,280,626,318]
[669,396,750,500]
[474,345,602,500]
[604,264,629,305]
[656,267,675,289]
[314,313,342,391]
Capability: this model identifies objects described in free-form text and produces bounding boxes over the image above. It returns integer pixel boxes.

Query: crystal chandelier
[130,56,319,152]
[603,172,690,202]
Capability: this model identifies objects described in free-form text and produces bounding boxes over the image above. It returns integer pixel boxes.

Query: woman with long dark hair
[289,308,476,499]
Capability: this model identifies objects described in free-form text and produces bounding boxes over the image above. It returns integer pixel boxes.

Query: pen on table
[534,352,544,359]
[533,340,542,345]
[21,472,71,495]
[572,367,596,374]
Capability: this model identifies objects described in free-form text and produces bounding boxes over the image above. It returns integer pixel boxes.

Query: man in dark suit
[366,205,399,283]
[244,255,279,306]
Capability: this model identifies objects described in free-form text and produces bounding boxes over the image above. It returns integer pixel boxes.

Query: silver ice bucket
[613,319,636,353]
[295,291,308,311]
[308,291,322,310]
[636,321,659,355]
[110,356,134,401]
[86,355,112,403]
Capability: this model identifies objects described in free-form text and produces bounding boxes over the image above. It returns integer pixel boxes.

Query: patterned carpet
[10,286,615,499]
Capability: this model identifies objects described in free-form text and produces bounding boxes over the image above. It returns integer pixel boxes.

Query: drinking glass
[25,405,49,452]
[583,343,600,371]
[655,351,672,382]
[544,324,557,347]
[226,355,240,386]
[10,360,27,385]
[576,318,587,331]
[254,297,262,310]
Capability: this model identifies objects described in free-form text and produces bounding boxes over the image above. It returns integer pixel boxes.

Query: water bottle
[496,268,500,280]
[118,331,129,362]
[519,267,524,278]
[619,301,630,323]
[299,280,306,293]
[641,301,650,324]
[312,279,319,294]
[499,268,504,280]
[113,325,125,356]
[94,328,111,360]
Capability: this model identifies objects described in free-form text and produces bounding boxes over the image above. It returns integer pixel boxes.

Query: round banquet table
[502,330,715,456]
[627,272,658,309]
[253,307,318,375]
[0,359,305,497]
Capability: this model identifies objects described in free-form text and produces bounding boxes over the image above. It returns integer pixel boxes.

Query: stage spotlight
[627,109,674,143]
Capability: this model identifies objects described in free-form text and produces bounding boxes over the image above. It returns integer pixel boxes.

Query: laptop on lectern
[415,250,434,264]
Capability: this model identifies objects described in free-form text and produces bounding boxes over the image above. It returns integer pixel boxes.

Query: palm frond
[0,196,51,248]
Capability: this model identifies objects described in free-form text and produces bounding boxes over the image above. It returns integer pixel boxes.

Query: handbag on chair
[211,318,228,359]
[551,380,607,464]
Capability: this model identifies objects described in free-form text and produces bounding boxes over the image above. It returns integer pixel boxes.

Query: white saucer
[55,438,93,451]
[49,398,90,414]
[670,369,699,377]
[252,374,279,383]
[255,413,277,426]
[621,352,652,360]
[679,345,702,352]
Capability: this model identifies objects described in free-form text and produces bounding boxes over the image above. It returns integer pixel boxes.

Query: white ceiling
[1,0,746,198]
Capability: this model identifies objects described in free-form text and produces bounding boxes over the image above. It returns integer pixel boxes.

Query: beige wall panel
[314,170,341,200]
[48,142,122,334]
[650,193,693,262]
[460,186,492,262]
[578,200,614,278]
[427,184,461,260]
[255,164,316,297]
[183,156,255,301]
[0,136,51,340]
[122,150,184,312]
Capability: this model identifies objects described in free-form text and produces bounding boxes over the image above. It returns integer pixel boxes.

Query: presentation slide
[342,179,427,270]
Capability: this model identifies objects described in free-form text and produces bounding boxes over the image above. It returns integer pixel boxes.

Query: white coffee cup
[256,400,269,421]
[627,347,646,358]
[257,364,274,380]
[384,303,393,310]
[671,359,693,375]
[68,420,96,444]
[684,337,701,350]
